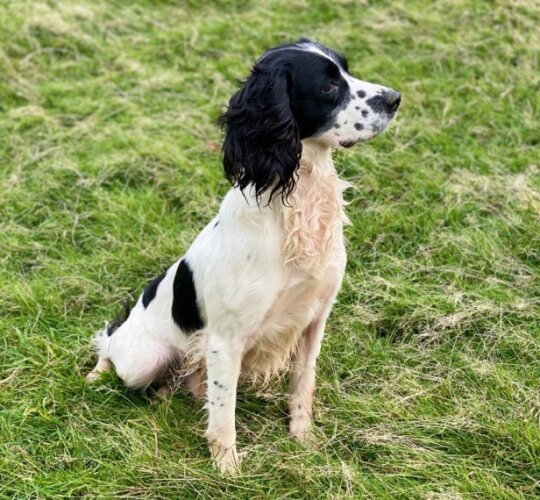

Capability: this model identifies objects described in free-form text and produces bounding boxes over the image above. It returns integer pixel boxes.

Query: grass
[1,0,539,497]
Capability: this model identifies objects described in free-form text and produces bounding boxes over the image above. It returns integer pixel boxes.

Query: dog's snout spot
[366,95,384,113]
[362,110,369,117]
[357,90,366,98]
[354,123,363,130]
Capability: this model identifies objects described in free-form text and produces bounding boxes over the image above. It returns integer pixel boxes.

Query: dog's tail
[91,323,111,356]
[91,299,133,357]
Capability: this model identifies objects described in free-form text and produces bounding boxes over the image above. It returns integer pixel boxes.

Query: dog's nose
[382,89,401,113]
[366,89,401,115]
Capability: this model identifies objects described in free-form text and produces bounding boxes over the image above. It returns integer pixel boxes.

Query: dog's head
[219,39,400,200]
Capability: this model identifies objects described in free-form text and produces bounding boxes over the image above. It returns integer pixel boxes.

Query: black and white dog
[87,39,400,473]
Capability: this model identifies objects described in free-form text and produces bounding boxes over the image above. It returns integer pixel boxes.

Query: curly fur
[219,64,301,203]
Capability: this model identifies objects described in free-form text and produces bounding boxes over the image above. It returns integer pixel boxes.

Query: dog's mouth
[338,116,397,149]
[339,134,371,148]
[339,140,357,148]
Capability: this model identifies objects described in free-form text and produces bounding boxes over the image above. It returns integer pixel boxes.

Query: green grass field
[1,0,539,497]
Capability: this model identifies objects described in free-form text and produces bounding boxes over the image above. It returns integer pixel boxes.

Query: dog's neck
[280,139,348,273]
[299,139,333,174]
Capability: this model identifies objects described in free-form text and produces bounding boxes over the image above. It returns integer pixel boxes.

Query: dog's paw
[289,412,317,446]
[290,427,318,446]
[210,442,242,475]
[86,359,112,383]
[85,370,102,383]
[155,386,171,399]
[149,386,172,405]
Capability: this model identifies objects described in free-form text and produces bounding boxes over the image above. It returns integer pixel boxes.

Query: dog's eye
[322,81,339,93]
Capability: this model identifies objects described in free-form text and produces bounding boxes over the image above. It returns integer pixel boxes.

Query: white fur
[88,141,348,472]
[88,42,399,473]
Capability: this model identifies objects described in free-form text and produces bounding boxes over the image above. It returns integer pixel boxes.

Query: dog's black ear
[218,64,301,202]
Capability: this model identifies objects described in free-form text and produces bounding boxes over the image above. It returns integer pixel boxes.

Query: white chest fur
[281,141,350,274]
[239,141,350,381]
[182,141,349,384]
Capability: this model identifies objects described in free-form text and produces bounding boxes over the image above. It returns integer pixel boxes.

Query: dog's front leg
[205,333,243,474]
[289,297,335,443]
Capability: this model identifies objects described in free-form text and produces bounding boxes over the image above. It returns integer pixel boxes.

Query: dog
[87,38,400,473]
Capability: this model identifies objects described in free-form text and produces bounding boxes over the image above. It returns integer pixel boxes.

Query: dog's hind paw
[86,358,112,383]
[85,370,102,383]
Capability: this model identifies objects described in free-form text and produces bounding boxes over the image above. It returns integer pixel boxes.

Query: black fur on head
[218,61,301,203]
[218,39,400,202]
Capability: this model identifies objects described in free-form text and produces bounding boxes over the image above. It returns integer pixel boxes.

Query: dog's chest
[240,163,348,381]
[280,161,347,273]
[240,241,344,382]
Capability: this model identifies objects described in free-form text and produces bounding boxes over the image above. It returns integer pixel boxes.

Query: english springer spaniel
[87,39,400,473]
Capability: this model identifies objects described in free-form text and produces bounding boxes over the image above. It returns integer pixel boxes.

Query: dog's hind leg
[185,368,206,401]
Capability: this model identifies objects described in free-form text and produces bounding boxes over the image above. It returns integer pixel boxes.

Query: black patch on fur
[219,64,301,203]
[362,109,369,117]
[354,123,363,130]
[366,94,387,114]
[357,90,366,98]
[142,271,167,308]
[171,260,204,334]
[339,140,356,148]
[333,123,340,129]
[107,300,133,336]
